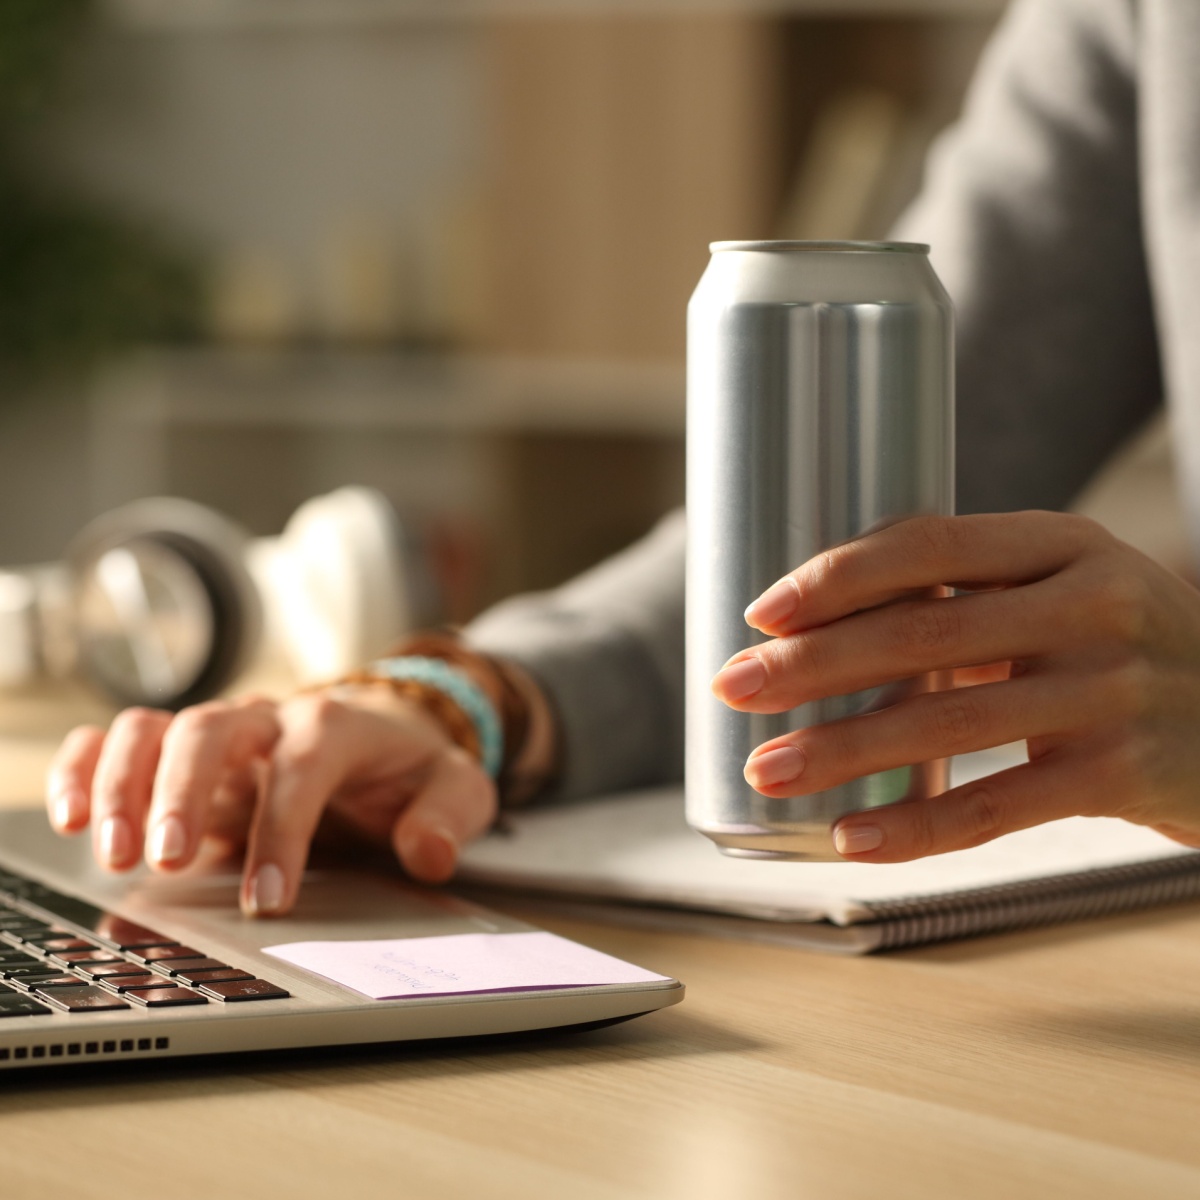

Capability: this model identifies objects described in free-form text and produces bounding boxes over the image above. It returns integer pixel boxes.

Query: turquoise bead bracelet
[368,655,504,779]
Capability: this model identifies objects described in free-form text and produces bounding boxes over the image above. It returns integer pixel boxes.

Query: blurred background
[0,0,1011,635]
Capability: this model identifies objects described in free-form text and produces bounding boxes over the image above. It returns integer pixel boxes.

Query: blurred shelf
[91,347,686,437]
[104,0,1008,31]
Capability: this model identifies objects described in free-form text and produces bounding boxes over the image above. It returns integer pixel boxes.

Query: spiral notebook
[456,748,1200,953]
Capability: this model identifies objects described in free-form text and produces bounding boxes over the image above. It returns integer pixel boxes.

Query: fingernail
[421,828,459,878]
[99,815,133,868]
[247,863,286,916]
[834,824,884,856]
[745,746,805,788]
[53,787,86,831]
[402,828,458,881]
[148,814,187,865]
[745,579,798,630]
[712,656,766,701]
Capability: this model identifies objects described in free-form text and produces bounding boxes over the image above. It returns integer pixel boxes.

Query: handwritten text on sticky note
[262,931,670,1000]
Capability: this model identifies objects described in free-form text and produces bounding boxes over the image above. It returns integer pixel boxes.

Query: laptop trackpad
[0,808,526,963]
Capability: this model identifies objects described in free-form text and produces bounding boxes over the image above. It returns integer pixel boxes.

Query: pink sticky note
[262,931,670,1000]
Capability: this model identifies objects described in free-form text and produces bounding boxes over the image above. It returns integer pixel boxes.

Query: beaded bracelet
[337,668,483,767]
[364,656,504,779]
[392,631,556,807]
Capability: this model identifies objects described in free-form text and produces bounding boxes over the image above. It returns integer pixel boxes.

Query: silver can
[685,240,954,860]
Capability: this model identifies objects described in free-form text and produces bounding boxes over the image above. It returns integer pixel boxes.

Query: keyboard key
[20,975,86,990]
[124,987,207,1007]
[79,961,153,979]
[0,994,52,1017]
[2,880,101,925]
[5,972,63,989]
[15,880,62,900]
[0,916,48,936]
[3,963,66,979]
[197,979,289,1002]
[38,896,106,930]
[172,967,254,986]
[1,937,50,953]
[92,917,176,951]
[28,937,97,953]
[0,930,49,948]
[37,986,130,1013]
[6,926,67,944]
[51,950,124,966]
[0,945,45,959]
[0,940,39,960]
[0,950,43,966]
[0,913,43,931]
[9,877,84,903]
[5,975,51,993]
[101,974,180,993]
[131,945,201,963]
[161,958,231,977]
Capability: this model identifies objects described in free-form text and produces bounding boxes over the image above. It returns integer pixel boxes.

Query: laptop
[0,808,682,1072]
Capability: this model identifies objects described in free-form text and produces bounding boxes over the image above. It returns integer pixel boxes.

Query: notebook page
[457,747,1196,926]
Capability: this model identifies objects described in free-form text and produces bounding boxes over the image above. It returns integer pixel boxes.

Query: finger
[744,671,1105,796]
[205,760,263,847]
[89,708,174,870]
[744,511,1108,635]
[829,738,1116,862]
[716,582,1070,714]
[239,693,375,917]
[391,749,498,884]
[46,725,106,834]
[144,697,280,871]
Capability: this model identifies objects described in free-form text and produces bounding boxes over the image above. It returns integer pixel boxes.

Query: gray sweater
[468,0,1197,801]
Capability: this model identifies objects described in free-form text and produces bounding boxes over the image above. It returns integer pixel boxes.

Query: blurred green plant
[0,0,201,381]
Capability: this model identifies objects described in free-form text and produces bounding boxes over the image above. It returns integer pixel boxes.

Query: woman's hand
[712,512,1200,861]
[44,684,498,916]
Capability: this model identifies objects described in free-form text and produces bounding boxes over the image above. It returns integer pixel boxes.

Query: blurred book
[777,87,919,242]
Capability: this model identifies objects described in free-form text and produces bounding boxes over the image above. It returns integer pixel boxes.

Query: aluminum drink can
[685,240,954,860]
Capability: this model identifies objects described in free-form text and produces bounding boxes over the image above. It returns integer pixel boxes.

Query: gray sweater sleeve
[895,0,1161,513]
[467,0,1163,800]
[466,509,686,800]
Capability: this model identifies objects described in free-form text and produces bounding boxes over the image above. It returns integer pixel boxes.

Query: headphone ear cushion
[264,486,416,683]
[0,571,39,687]
[66,497,263,710]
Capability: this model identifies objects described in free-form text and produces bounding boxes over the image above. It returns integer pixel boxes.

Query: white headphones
[0,487,425,709]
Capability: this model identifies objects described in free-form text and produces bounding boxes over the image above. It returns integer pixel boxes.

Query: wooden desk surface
[2,685,1200,1199]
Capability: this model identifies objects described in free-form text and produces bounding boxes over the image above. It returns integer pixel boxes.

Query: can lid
[709,239,929,255]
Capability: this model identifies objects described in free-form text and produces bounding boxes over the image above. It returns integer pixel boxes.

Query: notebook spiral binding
[866,852,1200,950]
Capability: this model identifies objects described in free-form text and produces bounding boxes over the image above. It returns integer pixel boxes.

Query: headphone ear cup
[255,486,417,683]
[0,571,40,687]
[66,498,263,710]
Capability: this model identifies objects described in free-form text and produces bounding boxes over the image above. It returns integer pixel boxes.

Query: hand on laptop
[717,511,1200,861]
[44,684,498,917]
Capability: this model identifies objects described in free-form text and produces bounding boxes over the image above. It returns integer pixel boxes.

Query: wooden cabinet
[478,7,1000,364]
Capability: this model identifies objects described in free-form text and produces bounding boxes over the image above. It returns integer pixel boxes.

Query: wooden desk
[2,685,1200,1199]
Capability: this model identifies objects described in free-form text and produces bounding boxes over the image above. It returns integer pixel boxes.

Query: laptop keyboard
[0,865,289,1020]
